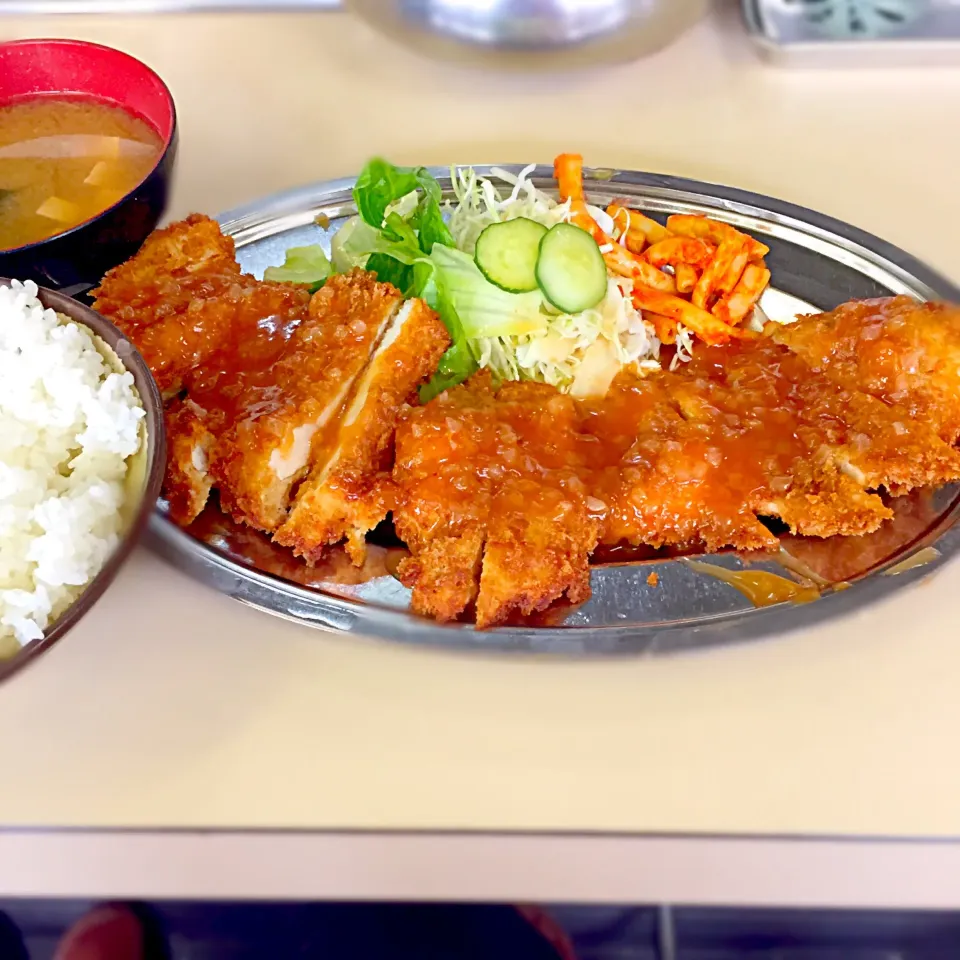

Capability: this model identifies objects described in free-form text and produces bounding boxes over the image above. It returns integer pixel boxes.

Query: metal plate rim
[217,163,960,302]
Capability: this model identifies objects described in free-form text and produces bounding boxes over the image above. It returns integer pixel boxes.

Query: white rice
[0,280,145,647]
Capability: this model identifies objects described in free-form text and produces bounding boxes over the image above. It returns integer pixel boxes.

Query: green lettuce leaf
[414,195,455,253]
[420,341,477,404]
[346,211,425,296]
[353,158,441,229]
[262,245,331,291]
[429,245,547,340]
[419,245,551,400]
[381,211,420,248]
[330,216,375,273]
[365,253,413,294]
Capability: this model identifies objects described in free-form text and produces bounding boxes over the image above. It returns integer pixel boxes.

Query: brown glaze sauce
[395,339,846,559]
[184,305,303,422]
[684,559,819,607]
[883,546,941,576]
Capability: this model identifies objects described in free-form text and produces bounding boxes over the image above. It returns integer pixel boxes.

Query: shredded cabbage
[670,324,694,371]
[447,163,569,254]
[472,278,660,397]
[444,165,663,396]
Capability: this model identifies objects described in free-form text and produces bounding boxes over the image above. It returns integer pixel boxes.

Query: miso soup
[0,97,164,251]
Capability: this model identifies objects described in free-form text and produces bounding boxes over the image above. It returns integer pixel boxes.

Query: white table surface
[3,3,960,904]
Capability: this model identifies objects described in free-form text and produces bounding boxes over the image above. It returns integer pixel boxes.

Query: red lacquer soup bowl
[0,39,178,291]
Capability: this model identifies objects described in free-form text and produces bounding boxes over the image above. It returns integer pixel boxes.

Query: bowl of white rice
[0,278,164,680]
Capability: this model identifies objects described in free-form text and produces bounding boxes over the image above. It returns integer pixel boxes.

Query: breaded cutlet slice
[668,344,895,539]
[583,373,782,553]
[393,373,499,621]
[771,465,893,539]
[142,276,319,523]
[717,340,960,501]
[93,215,311,397]
[274,299,450,565]
[94,214,240,294]
[395,530,486,624]
[477,478,599,628]
[396,369,791,625]
[599,331,960,550]
[163,397,217,525]
[770,297,960,445]
[473,381,601,626]
[794,380,960,497]
[213,270,403,533]
[671,339,960,537]
[394,375,601,627]
[133,279,311,398]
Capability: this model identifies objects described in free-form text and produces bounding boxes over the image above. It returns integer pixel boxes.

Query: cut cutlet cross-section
[770,297,960,446]
[163,397,217,526]
[477,478,598,628]
[213,270,405,533]
[274,298,450,566]
[94,213,317,525]
[474,382,600,626]
[395,532,486,624]
[152,273,321,526]
[393,373,499,622]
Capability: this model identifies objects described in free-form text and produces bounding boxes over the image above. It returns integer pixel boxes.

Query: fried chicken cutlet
[161,269,439,536]
[393,374,600,626]
[392,365,783,626]
[208,270,407,532]
[394,314,960,627]
[100,215,448,560]
[395,368,792,627]
[770,297,960,446]
[93,215,311,398]
[665,339,960,532]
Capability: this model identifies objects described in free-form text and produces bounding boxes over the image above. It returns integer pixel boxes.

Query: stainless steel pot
[0,0,705,66]
[344,0,708,67]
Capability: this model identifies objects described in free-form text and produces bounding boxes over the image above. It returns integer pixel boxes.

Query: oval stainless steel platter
[147,165,960,655]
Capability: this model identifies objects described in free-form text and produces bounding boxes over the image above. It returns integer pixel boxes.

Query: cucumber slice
[475,217,548,293]
[536,222,608,314]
